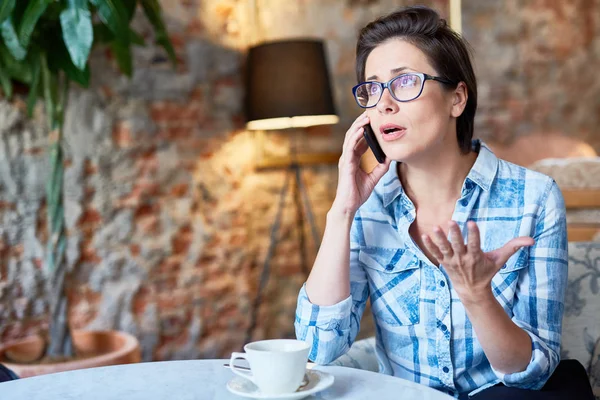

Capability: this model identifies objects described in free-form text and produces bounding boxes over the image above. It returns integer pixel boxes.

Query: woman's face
[363,38,462,162]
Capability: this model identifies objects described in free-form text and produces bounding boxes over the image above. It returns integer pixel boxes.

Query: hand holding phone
[362,124,386,163]
[331,114,391,216]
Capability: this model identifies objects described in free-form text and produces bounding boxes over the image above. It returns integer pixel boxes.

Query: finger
[344,124,372,166]
[422,234,444,262]
[339,117,369,168]
[448,221,466,255]
[353,135,369,156]
[431,226,453,258]
[368,157,392,181]
[488,237,535,267]
[342,112,369,150]
[343,124,368,161]
[466,220,481,253]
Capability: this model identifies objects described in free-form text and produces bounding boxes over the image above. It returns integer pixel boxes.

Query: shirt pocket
[493,248,528,310]
[359,247,421,327]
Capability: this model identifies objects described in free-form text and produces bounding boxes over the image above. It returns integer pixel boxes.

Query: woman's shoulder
[493,156,563,207]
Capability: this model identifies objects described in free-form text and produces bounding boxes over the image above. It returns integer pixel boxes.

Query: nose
[376,85,399,115]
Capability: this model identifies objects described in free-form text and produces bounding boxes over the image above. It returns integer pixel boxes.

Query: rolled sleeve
[491,328,557,389]
[294,284,360,365]
[494,180,567,389]
[295,283,353,330]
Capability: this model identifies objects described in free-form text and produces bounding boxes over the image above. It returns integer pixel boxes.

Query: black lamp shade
[245,39,339,130]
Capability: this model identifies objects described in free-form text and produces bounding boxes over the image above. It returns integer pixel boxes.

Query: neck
[398,141,477,208]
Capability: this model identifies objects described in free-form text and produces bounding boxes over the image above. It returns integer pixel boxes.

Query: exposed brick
[130,244,141,256]
[137,215,161,235]
[78,209,102,227]
[170,183,189,197]
[112,122,133,148]
[157,290,191,312]
[150,102,203,124]
[131,286,152,314]
[156,258,182,274]
[134,203,159,219]
[154,274,179,293]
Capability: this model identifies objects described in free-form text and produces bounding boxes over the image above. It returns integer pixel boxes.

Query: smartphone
[363,124,386,163]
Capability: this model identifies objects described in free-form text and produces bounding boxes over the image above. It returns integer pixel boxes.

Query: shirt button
[441,324,447,332]
[439,280,445,287]
[460,198,469,207]
[443,366,450,373]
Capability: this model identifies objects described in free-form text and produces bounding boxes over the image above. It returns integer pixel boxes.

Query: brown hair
[356,5,477,153]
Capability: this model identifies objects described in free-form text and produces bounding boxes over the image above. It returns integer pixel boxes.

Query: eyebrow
[366,66,411,81]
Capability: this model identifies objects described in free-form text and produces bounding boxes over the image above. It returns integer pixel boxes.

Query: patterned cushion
[561,242,600,371]
[591,339,600,400]
[327,336,378,372]
[528,157,600,189]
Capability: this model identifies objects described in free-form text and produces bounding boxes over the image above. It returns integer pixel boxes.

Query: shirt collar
[465,140,498,192]
[380,139,498,208]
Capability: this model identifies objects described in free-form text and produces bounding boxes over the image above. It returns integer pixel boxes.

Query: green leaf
[140,0,176,65]
[60,3,93,70]
[89,0,130,45]
[92,23,113,43]
[47,41,90,88]
[18,0,50,49]
[26,55,41,116]
[0,63,12,98]
[110,40,132,77]
[123,0,138,21]
[0,0,15,25]
[0,42,32,83]
[69,0,88,7]
[40,52,56,129]
[93,24,144,46]
[129,29,144,46]
[1,18,26,60]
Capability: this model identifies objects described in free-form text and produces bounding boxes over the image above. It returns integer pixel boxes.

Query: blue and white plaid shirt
[295,141,568,398]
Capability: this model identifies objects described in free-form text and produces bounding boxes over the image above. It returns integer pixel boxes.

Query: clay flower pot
[0,330,141,378]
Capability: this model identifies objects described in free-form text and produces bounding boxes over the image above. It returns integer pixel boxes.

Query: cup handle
[229,352,255,383]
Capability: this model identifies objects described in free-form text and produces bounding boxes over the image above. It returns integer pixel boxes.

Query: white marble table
[0,359,454,400]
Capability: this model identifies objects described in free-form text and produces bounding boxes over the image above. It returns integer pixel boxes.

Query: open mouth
[380,124,406,135]
[383,127,403,134]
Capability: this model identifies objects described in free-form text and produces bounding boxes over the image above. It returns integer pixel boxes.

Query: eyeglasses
[352,72,456,108]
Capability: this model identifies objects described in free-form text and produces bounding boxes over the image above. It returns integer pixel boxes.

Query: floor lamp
[244,39,339,342]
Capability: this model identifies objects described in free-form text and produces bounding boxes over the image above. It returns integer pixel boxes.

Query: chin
[383,143,424,163]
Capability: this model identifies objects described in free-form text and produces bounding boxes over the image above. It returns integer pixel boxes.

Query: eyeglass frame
[352,72,457,108]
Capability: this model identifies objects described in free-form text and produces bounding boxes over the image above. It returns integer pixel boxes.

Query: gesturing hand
[422,220,535,304]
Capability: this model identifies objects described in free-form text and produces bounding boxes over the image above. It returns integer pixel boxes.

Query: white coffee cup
[229,339,310,395]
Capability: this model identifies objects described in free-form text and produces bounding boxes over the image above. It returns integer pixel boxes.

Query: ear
[450,82,468,118]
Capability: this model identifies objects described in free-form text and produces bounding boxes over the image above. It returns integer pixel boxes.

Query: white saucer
[226,370,334,400]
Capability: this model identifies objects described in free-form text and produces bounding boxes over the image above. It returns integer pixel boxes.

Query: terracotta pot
[0,330,141,378]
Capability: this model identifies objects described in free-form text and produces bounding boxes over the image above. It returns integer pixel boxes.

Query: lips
[380,123,406,134]
[379,123,406,142]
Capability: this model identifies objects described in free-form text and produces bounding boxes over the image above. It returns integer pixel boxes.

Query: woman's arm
[304,208,354,305]
[305,112,390,305]
[422,180,567,388]
[294,211,371,364]
[484,181,567,387]
[295,112,391,364]
[461,290,532,373]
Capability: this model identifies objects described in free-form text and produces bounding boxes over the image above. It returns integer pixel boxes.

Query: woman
[294,6,593,400]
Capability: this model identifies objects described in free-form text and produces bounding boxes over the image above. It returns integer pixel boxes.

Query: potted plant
[0,0,175,377]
